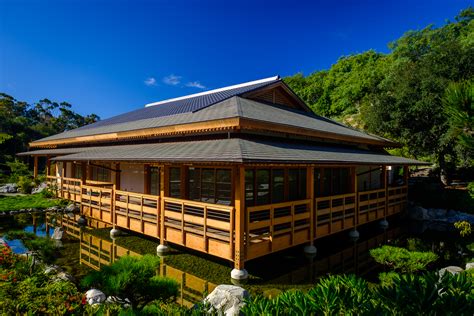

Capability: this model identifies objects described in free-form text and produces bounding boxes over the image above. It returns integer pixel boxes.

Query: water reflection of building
[47,213,216,307]
[268,226,401,284]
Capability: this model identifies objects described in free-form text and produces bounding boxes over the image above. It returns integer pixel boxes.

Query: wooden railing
[314,193,356,237]
[114,190,160,237]
[163,197,235,260]
[357,188,386,224]
[245,199,311,260]
[387,185,408,215]
[81,185,114,224]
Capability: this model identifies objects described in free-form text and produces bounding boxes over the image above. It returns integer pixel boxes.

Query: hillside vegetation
[285,8,474,180]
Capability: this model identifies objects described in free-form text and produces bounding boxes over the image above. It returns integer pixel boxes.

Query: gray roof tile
[47,139,426,165]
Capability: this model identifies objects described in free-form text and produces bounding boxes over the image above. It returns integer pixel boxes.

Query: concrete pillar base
[379,219,389,229]
[304,245,317,255]
[110,228,121,238]
[348,228,360,241]
[156,244,169,254]
[231,268,248,280]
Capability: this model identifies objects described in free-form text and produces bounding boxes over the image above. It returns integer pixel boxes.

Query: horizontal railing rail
[314,192,356,237]
[163,197,235,260]
[114,190,160,236]
[246,199,311,260]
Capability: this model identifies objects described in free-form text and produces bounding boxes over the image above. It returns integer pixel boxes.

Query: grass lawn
[0,194,64,212]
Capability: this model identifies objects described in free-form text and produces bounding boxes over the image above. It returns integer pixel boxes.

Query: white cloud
[186,81,206,89]
[162,74,182,86]
[144,77,157,86]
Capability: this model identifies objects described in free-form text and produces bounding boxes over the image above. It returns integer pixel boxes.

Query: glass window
[298,169,307,200]
[314,168,322,197]
[74,164,82,180]
[188,168,201,201]
[149,167,160,196]
[271,169,284,203]
[169,167,181,198]
[216,169,232,205]
[91,164,111,182]
[245,170,255,207]
[201,169,215,203]
[288,169,298,200]
[256,169,270,205]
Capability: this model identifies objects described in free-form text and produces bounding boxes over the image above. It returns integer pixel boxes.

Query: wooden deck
[47,175,407,265]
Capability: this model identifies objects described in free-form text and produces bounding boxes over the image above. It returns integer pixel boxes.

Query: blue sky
[0,0,470,119]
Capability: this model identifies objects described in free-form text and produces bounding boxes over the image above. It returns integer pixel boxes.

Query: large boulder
[407,206,429,221]
[204,285,249,316]
[86,289,107,305]
[439,266,464,278]
[31,182,48,194]
[0,183,18,193]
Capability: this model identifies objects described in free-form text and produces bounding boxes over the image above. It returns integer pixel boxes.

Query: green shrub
[242,272,474,315]
[81,255,178,309]
[378,271,400,287]
[370,245,438,273]
[375,272,474,315]
[17,175,34,193]
[6,159,31,183]
[454,220,472,237]
[468,181,474,198]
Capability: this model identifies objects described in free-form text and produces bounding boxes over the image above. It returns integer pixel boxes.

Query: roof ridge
[145,76,279,107]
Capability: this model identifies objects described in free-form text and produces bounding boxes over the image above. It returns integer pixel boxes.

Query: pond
[1,212,472,305]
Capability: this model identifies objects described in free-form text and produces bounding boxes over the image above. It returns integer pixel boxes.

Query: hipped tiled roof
[33,96,389,145]
[40,139,427,165]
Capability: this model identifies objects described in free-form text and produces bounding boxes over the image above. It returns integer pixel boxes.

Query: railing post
[231,165,248,280]
[158,166,168,252]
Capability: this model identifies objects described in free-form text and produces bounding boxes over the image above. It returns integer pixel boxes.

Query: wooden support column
[233,165,246,270]
[46,157,51,176]
[114,163,121,190]
[383,165,388,218]
[403,165,409,185]
[33,156,38,179]
[353,167,359,226]
[81,162,87,182]
[144,164,150,194]
[307,166,315,243]
[159,166,168,245]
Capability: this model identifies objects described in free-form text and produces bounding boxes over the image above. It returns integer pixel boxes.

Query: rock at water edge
[204,284,249,316]
[438,266,464,278]
[86,289,106,305]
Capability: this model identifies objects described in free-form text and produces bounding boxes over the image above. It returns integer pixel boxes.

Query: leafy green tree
[0,93,99,179]
[286,7,474,181]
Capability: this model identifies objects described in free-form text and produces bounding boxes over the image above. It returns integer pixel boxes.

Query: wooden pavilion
[20,76,425,279]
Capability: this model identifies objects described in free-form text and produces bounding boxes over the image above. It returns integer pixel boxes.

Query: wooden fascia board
[29,117,241,148]
[238,117,398,147]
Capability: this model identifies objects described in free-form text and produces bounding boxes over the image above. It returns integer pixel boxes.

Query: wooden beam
[29,117,240,148]
[234,165,245,269]
[33,156,38,179]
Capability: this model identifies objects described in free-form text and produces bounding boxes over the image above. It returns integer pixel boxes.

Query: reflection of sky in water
[1,222,52,254]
